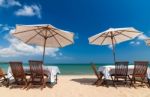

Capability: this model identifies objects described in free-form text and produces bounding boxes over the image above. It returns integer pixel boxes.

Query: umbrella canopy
[145,38,150,46]
[12,24,74,61]
[88,27,141,63]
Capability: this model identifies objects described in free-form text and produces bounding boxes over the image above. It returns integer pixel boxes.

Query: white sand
[0,75,150,97]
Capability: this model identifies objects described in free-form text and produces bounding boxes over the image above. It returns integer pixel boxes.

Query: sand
[0,75,150,97]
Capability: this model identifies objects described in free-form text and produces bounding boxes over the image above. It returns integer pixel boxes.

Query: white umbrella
[145,38,150,46]
[88,27,141,63]
[12,24,74,62]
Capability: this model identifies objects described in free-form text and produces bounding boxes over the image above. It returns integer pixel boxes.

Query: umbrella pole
[110,32,116,64]
[42,38,47,62]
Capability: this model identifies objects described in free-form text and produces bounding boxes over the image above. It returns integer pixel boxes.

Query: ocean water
[0,63,110,75]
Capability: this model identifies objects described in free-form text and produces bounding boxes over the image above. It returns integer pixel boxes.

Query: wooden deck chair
[91,64,103,85]
[28,60,46,90]
[0,68,8,87]
[111,61,129,87]
[130,61,148,87]
[9,62,27,88]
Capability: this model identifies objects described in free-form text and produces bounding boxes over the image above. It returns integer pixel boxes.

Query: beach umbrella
[145,38,150,46]
[12,24,74,62]
[88,27,141,63]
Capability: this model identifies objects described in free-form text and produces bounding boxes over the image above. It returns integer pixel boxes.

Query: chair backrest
[115,61,129,76]
[29,60,44,78]
[91,64,100,79]
[133,61,148,77]
[9,62,25,79]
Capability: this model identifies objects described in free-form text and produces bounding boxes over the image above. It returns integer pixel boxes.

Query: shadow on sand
[70,78,140,88]
[8,82,54,90]
[71,78,96,85]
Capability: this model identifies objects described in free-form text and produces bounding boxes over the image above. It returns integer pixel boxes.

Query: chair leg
[130,77,133,85]
[141,77,146,87]
[130,78,136,88]
[6,78,9,87]
[93,79,99,85]
[105,79,109,87]
[111,76,115,87]
[128,75,131,80]
[23,79,28,89]
[141,78,144,85]
[2,77,9,87]
[94,73,103,86]
[124,77,127,86]
[41,79,46,90]
[147,78,150,88]
[127,75,131,87]
[56,74,58,84]
[41,82,44,90]
[26,78,32,90]
[26,82,32,90]
[96,79,104,86]
[117,78,118,82]
[134,78,136,84]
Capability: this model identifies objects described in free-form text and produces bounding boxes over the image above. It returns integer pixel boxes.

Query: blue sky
[0,0,150,63]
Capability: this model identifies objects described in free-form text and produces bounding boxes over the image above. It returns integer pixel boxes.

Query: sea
[0,63,111,75]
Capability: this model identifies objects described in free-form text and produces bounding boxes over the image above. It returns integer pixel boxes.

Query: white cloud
[9,28,15,34]
[0,0,4,6]
[0,0,21,7]
[15,5,41,18]
[55,55,74,60]
[129,34,148,46]
[137,34,148,40]
[0,29,60,57]
[108,45,113,49]
[7,0,21,6]
[58,52,63,56]
[0,24,14,33]
[75,33,79,39]
[0,0,42,18]
[129,41,140,46]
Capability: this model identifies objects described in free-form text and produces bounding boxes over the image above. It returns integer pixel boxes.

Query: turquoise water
[0,63,110,75]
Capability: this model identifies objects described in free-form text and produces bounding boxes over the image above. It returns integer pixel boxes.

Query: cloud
[15,5,41,18]
[108,45,113,49]
[129,34,149,46]
[107,34,148,49]
[7,0,21,6]
[74,33,79,39]
[129,41,140,46]
[0,0,4,6]
[0,24,14,33]
[0,0,21,7]
[0,29,60,57]
[137,34,148,40]
[0,0,42,18]
[58,52,63,56]
[55,55,74,60]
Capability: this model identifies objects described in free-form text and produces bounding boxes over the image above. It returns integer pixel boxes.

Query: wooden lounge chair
[91,64,103,86]
[130,61,148,87]
[28,60,46,90]
[9,62,27,88]
[0,68,8,87]
[111,61,129,87]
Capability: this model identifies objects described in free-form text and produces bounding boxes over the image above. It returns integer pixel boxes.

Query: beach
[0,75,150,97]
[1,0,150,97]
